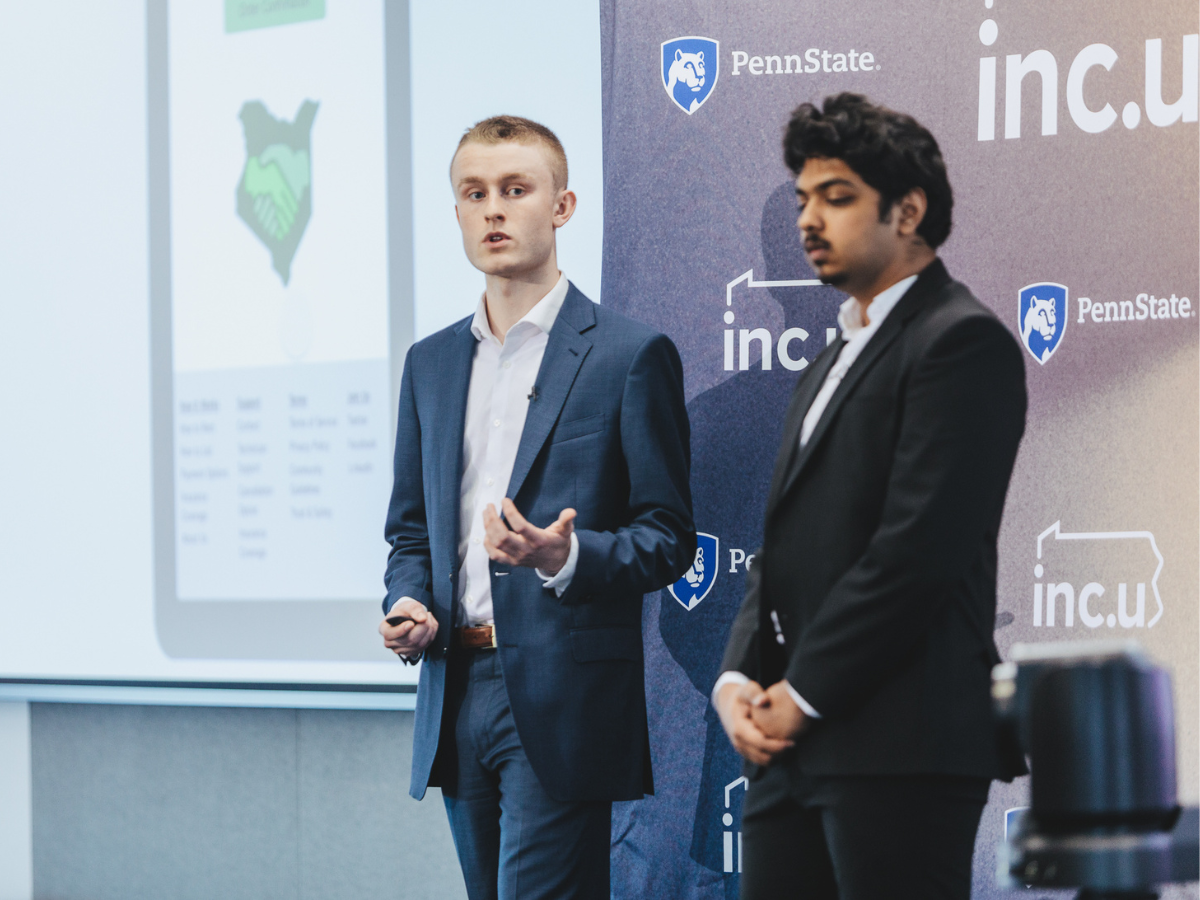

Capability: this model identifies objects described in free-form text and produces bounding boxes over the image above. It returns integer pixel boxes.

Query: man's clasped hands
[716,679,812,766]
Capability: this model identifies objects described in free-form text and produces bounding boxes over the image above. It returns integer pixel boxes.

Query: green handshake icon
[243,147,308,240]
[236,99,318,285]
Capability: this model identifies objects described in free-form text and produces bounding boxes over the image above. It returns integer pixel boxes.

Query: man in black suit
[715,94,1027,900]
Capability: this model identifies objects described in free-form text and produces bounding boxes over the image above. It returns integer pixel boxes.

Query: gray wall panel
[296,710,464,900]
[30,705,464,900]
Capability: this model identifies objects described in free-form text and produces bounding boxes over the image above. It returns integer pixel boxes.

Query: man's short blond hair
[452,115,569,190]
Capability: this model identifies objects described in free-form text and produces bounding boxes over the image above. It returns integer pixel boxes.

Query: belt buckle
[488,625,498,649]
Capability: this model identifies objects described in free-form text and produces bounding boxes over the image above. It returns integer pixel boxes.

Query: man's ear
[552,189,578,229]
[894,187,928,238]
[454,205,460,225]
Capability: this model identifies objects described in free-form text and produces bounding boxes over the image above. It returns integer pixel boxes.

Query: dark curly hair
[783,93,953,249]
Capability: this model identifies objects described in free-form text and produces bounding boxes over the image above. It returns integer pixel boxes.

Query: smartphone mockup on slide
[148,0,412,659]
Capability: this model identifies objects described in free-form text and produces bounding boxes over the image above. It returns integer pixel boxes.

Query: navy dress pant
[739,764,989,900]
[436,648,612,900]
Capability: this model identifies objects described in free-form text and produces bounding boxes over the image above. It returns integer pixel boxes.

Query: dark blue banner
[600,1,1198,897]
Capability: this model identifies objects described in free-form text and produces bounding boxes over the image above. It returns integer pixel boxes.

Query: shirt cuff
[783,681,822,719]
[711,670,750,709]
[385,596,425,616]
[536,532,579,596]
[710,671,821,719]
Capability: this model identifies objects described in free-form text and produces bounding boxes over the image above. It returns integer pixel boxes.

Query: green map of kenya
[236,99,318,285]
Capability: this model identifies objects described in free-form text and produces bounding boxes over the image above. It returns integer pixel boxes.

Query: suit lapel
[437,319,478,568]
[764,341,842,517]
[505,286,595,504]
[771,260,950,509]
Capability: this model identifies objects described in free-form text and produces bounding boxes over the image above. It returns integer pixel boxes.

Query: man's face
[451,140,571,279]
[794,157,899,293]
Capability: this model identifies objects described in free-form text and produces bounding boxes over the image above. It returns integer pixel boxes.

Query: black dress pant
[740,766,989,900]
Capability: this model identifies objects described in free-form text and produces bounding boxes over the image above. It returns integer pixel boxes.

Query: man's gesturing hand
[378,599,438,659]
[749,680,810,742]
[483,498,575,575]
[716,680,795,766]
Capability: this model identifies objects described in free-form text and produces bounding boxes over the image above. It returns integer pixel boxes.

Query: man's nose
[484,197,504,221]
[797,206,819,234]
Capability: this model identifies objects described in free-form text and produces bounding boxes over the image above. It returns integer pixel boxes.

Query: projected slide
[0,0,603,690]
[151,0,402,658]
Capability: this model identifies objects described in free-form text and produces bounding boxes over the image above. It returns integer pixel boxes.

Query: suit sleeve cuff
[383,585,434,616]
[385,596,426,616]
[711,670,751,709]
[784,680,822,719]
[536,532,579,596]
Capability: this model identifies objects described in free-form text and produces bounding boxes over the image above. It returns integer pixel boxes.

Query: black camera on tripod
[993,641,1198,899]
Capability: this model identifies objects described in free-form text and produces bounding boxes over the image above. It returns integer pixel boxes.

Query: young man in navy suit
[379,116,695,900]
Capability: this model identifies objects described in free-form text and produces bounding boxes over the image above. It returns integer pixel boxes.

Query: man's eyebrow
[796,177,856,195]
[455,172,535,189]
[813,177,855,192]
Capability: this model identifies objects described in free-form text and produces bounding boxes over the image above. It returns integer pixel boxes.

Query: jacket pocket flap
[569,626,641,662]
[551,413,605,444]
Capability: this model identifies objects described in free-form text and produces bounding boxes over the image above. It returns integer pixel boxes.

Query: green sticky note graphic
[225,0,325,34]
[236,100,318,285]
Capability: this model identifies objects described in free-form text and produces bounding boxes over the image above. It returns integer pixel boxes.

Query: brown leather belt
[454,624,498,650]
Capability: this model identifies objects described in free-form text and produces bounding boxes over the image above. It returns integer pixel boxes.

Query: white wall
[0,703,32,900]
[0,0,158,683]
[409,1,604,339]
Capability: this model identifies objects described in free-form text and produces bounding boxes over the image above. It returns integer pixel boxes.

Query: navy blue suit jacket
[383,284,695,802]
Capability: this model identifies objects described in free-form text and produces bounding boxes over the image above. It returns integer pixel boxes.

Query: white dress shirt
[798,274,917,447]
[387,273,579,627]
[711,274,919,719]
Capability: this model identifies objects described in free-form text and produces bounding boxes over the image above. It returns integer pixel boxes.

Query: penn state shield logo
[1018,282,1068,365]
[661,37,719,115]
[669,533,719,610]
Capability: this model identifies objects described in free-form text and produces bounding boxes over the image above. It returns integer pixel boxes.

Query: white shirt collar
[835,273,919,342]
[470,273,570,345]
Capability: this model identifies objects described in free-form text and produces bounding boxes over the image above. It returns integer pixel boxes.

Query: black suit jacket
[721,258,1027,782]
